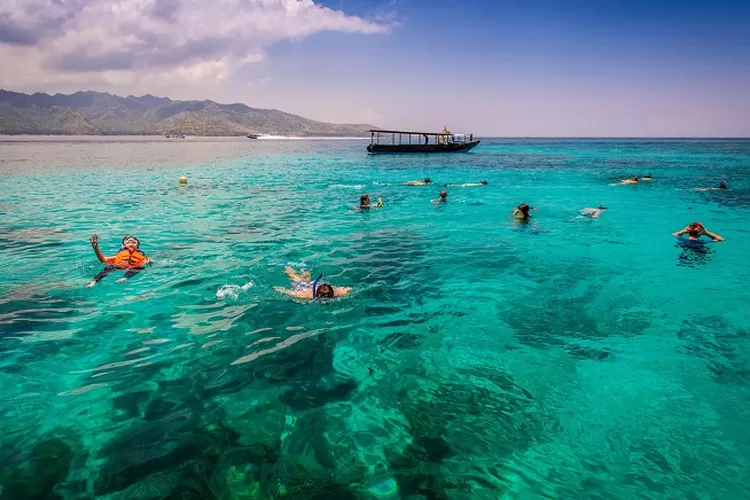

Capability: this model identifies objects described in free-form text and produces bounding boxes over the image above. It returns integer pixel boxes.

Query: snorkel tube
[312,273,323,299]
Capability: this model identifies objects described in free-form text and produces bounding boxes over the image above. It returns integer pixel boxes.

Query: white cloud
[0,0,390,95]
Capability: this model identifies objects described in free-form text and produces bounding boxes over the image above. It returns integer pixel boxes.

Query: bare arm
[334,287,352,297]
[90,234,109,263]
[672,227,689,237]
[703,230,724,242]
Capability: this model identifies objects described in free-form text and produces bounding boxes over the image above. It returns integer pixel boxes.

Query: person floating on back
[275,267,352,300]
[511,203,535,221]
[433,190,448,203]
[620,176,638,184]
[581,204,607,218]
[87,234,151,287]
[405,178,431,186]
[672,222,724,241]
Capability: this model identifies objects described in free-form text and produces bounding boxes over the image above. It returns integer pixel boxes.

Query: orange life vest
[111,248,148,269]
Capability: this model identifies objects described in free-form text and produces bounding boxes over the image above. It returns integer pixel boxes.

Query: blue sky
[1,0,748,136]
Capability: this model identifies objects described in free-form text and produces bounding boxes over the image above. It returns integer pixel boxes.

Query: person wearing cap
[87,234,151,287]
[672,222,724,241]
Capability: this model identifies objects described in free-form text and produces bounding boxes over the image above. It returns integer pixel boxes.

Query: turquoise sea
[1,136,749,499]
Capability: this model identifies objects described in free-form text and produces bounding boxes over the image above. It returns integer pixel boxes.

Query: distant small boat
[246,133,261,139]
[367,127,480,154]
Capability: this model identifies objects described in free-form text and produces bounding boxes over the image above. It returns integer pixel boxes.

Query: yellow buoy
[179,176,187,184]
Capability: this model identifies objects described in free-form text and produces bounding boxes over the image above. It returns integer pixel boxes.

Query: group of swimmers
[87,174,728,296]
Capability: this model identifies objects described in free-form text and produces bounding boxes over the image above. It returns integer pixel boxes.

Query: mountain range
[0,89,374,136]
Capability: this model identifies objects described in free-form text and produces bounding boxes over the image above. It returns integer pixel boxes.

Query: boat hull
[367,140,480,154]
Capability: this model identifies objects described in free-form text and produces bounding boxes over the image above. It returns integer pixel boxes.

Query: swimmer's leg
[116,267,144,284]
[284,266,308,282]
[88,264,117,287]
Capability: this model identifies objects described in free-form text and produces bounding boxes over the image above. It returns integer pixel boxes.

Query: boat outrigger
[367,127,480,154]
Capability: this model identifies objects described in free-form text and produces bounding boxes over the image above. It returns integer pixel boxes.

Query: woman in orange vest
[87,234,151,287]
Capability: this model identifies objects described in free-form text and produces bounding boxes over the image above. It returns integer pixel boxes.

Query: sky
[1,0,749,136]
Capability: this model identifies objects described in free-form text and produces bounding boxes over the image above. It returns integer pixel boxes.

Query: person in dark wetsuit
[87,234,151,287]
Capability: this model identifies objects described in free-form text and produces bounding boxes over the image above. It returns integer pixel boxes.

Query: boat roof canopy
[369,129,468,136]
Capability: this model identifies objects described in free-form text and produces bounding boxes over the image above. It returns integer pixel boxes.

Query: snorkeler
[275,267,352,299]
[443,180,488,188]
[405,178,432,186]
[87,234,151,287]
[510,203,535,221]
[672,222,724,241]
[359,194,384,209]
[619,176,639,184]
[642,174,653,181]
[694,181,727,191]
[432,190,448,203]
[581,204,607,218]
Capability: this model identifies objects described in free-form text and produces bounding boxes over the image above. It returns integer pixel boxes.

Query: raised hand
[90,233,99,248]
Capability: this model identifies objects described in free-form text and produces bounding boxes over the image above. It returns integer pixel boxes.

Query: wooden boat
[367,127,480,154]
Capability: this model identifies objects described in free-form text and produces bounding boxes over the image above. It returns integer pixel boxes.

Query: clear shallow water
[1,136,750,499]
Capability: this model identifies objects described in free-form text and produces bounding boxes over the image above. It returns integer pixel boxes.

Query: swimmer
[581,204,607,218]
[275,267,352,299]
[433,190,448,203]
[694,180,728,191]
[443,180,488,188]
[510,203,535,221]
[672,222,724,241]
[619,176,638,184]
[642,173,653,181]
[405,178,431,186]
[87,234,151,287]
[359,194,383,209]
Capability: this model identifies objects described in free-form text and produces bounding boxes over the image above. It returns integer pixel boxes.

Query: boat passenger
[673,222,724,241]
[405,178,432,186]
[511,204,534,221]
[87,234,151,287]
[275,267,352,299]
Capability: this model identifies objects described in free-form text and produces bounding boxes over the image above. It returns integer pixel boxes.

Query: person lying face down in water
[510,203,535,221]
[672,221,724,241]
[405,178,431,186]
[694,181,727,191]
[359,194,384,209]
[87,234,151,287]
[443,180,488,188]
[642,173,653,181]
[581,204,607,218]
[275,266,352,299]
[620,176,639,184]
